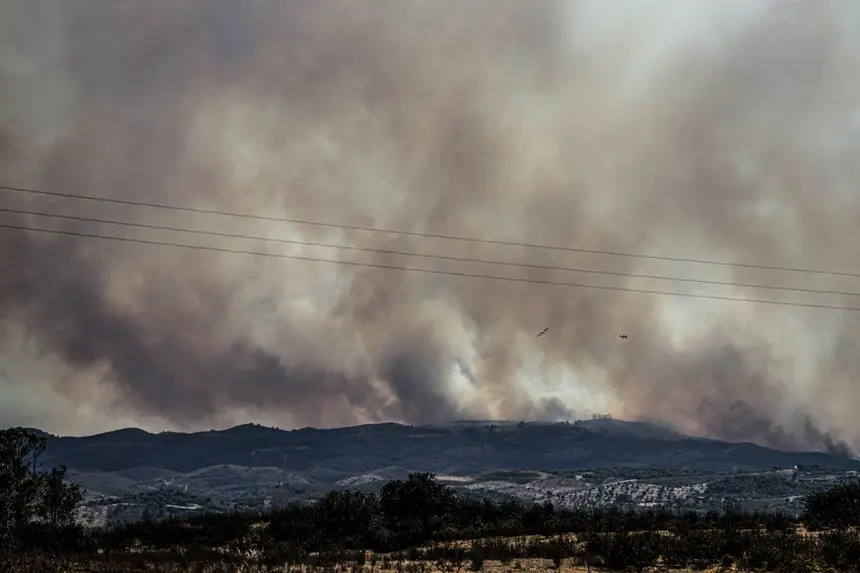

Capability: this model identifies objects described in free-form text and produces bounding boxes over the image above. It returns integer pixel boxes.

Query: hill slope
[32,419,860,524]
[42,419,859,477]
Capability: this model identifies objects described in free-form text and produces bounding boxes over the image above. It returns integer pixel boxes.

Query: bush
[803,480,860,530]
[468,548,485,571]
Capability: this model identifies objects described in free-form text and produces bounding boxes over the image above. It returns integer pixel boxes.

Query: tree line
[3,427,860,572]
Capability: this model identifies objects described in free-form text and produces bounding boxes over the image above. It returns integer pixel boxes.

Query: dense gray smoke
[2,0,860,453]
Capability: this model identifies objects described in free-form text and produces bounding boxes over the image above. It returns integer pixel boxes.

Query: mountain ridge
[33,418,860,476]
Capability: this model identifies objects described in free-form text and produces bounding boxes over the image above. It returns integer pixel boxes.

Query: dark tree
[0,427,83,546]
[313,489,380,548]
[380,473,455,543]
[0,428,48,535]
[38,465,82,527]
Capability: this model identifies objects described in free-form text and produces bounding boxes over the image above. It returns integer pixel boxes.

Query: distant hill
[37,419,860,480]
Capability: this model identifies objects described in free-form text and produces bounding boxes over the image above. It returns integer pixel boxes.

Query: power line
[3,205,859,299]
[3,184,859,279]
[1,221,858,311]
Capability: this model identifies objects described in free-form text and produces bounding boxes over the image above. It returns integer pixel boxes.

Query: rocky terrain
[459,466,860,514]
[31,418,860,526]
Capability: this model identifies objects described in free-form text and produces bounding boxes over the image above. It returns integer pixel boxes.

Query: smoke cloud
[1,0,860,453]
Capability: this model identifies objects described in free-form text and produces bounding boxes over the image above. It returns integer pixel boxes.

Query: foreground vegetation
[3,428,860,572]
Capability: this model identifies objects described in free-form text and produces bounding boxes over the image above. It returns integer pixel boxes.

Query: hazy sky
[1,0,860,454]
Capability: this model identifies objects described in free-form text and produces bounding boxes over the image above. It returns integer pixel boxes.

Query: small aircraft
[537,327,548,338]
[619,334,628,339]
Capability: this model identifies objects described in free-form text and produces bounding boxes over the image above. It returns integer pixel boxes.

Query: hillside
[31,419,860,525]
[42,419,859,476]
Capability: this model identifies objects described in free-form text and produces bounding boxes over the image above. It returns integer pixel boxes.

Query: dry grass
[2,529,831,572]
[0,554,739,573]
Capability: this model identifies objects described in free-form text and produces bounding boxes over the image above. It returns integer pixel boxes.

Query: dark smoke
[1,0,859,454]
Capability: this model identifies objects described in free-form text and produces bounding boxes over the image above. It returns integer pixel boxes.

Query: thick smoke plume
[1,0,860,453]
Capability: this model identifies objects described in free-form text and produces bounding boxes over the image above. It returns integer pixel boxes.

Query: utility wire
[2,205,859,299]
[0,221,858,311]
[3,184,859,279]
